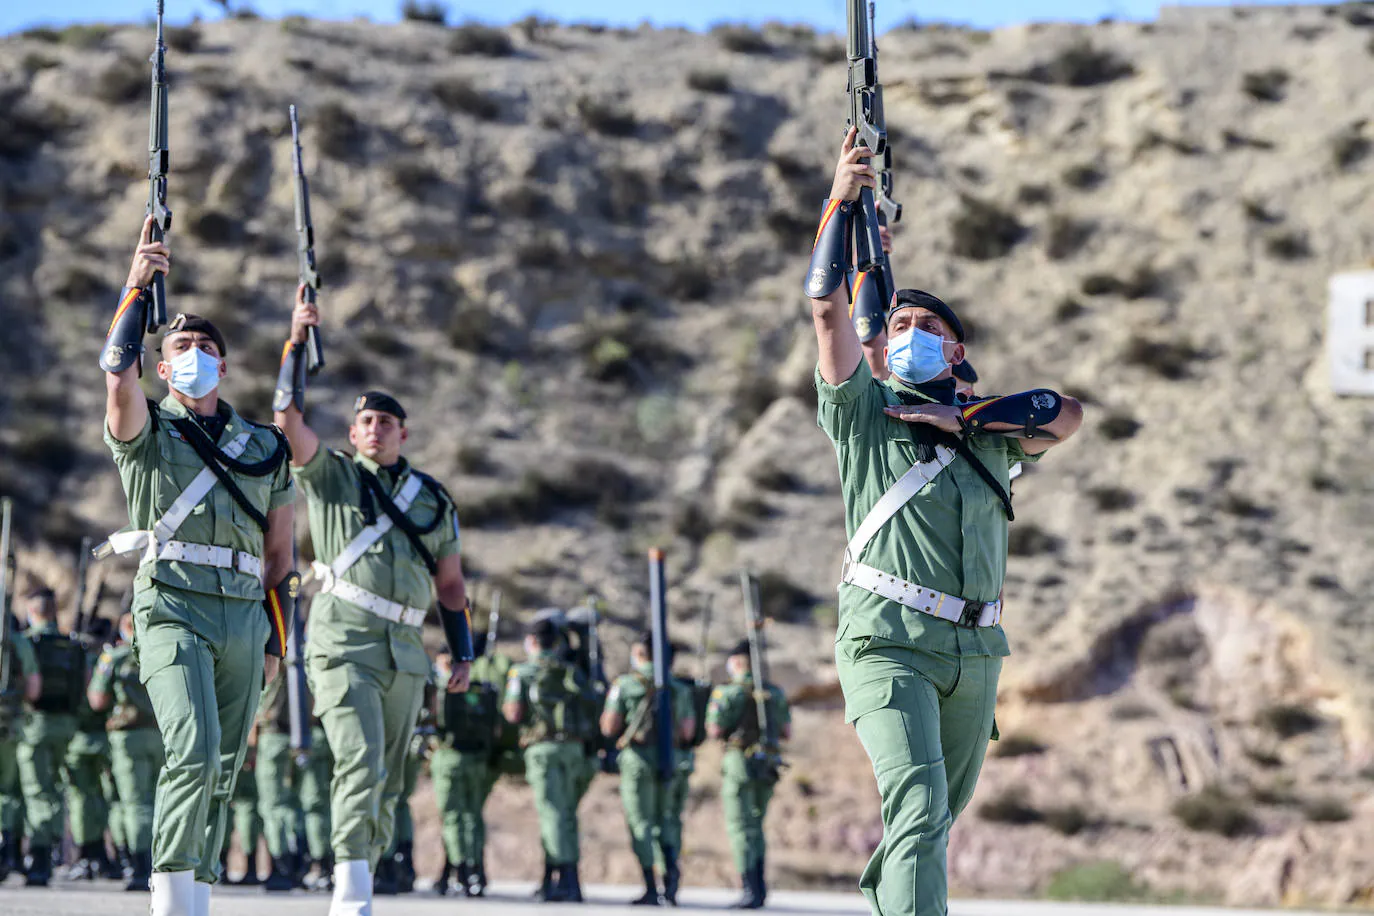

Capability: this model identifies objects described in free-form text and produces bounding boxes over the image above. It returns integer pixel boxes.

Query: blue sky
[1,0,1316,37]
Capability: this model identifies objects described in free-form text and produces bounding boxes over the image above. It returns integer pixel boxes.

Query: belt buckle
[957,599,983,628]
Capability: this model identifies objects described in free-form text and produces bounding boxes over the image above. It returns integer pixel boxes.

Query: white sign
[1328,271,1374,396]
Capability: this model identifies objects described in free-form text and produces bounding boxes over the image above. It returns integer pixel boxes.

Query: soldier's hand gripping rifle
[144,0,171,333]
[274,105,324,413]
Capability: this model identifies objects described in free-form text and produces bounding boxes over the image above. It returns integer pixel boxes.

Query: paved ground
[0,882,1341,916]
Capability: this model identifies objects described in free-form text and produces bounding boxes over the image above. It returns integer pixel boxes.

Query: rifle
[740,570,783,779]
[846,0,886,280]
[290,104,324,372]
[71,537,92,638]
[485,587,501,658]
[648,549,675,783]
[869,2,902,233]
[145,0,171,333]
[285,553,311,766]
[0,500,12,694]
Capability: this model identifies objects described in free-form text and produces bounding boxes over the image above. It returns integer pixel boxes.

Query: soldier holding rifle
[803,4,1084,913]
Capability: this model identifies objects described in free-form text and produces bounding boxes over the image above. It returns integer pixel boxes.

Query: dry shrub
[713,24,772,54]
[433,77,501,120]
[1243,69,1289,102]
[450,23,514,56]
[950,196,1025,260]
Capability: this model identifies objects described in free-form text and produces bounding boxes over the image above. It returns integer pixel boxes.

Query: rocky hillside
[3,4,1374,904]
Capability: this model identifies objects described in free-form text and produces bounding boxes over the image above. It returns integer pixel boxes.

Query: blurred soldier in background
[0,600,40,880]
[64,616,119,882]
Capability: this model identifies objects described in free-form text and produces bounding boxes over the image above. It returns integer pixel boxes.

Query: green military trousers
[430,747,495,867]
[617,747,678,870]
[135,589,268,883]
[720,749,774,873]
[390,740,422,849]
[658,757,693,865]
[523,741,582,866]
[310,659,424,866]
[836,636,1001,916]
[18,712,77,846]
[64,731,111,846]
[256,730,299,859]
[104,766,126,852]
[0,736,22,835]
[300,724,333,861]
[110,728,164,855]
[230,767,261,864]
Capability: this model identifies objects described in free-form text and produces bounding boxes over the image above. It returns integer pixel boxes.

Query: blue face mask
[167,348,221,399]
[886,327,950,385]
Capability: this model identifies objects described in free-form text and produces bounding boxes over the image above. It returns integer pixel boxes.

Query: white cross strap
[841,445,956,575]
[98,431,256,569]
[321,473,424,584]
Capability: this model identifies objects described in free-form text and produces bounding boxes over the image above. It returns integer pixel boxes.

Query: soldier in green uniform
[0,609,40,880]
[100,218,299,915]
[600,633,697,906]
[803,129,1083,916]
[706,641,791,910]
[431,637,509,897]
[226,758,263,884]
[502,617,587,903]
[274,289,474,916]
[17,586,84,886]
[64,619,118,882]
[89,611,164,891]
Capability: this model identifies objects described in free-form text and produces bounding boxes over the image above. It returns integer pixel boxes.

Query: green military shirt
[604,664,696,764]
[293,449,460,677]
[6,630,38,682]
[104,395,294,602]
[706,673,790,747]
[1,631,39,724]
[89,644,156,730]
[503,651,586,742]
[816,360,1041,657]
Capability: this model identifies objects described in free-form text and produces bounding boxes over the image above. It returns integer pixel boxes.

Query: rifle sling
[170,416,283,533]
[359,469,439,576]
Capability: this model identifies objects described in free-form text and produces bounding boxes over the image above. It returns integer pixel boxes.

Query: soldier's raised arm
[272,284,322,465]
[101,217,168,442]
[805,127,873,386]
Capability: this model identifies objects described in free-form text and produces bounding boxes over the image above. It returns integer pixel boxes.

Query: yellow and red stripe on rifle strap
[267,588,287,653]
[279,340,293,368]
[107,288,143,336]
[848,271,870,319]
[813,199,843,247]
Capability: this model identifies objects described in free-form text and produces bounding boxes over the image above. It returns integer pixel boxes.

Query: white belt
[102,531,262,578]
[311,562,427,628]
[842,562,1002,628]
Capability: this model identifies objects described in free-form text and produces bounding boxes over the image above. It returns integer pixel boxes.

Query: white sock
[149,871,197,916]
[329,859,374,916]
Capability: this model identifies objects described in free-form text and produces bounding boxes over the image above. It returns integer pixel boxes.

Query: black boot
[542,863,570,903]
[0,831,12,882]
[116,845,133,880]
[24,845,52,887]
[396,841,415,894]
[98,842,123,880]
[306,853,334,892]
[434,860,454,896]
[631,865,660,905]
[534,857,558,901]
[374,854,398,895]
[469,861,488,898]
[729,869,761,910]
[68,841,102,880]
[124,851,152,892]
[564,862,583,903]
[264,855,295,892]
[660,846,680,907]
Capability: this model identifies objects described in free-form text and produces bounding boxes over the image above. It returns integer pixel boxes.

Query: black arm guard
[99,287,149,375]
[960,389,1064,439]
[262,571,301,658]
[803,199,854,299]
[272,341,308,414]
[439,601,476,663]
[850,267,887,343]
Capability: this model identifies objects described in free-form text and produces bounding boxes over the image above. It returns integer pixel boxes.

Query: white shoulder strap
[327,472,425,581]
[100,431,253,560]
[842,445,956,569]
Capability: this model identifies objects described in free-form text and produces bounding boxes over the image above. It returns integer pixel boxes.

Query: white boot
[329,859,373,916]
[194,881,211,916]
[150,871,197,916]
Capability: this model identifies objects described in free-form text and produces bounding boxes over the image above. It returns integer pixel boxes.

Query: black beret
[887,289,965,343]
[162,313,228,357]
[727,639,752,659]
[354,391,407,422]
[528,617,558,639]
[952,360,979,384]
